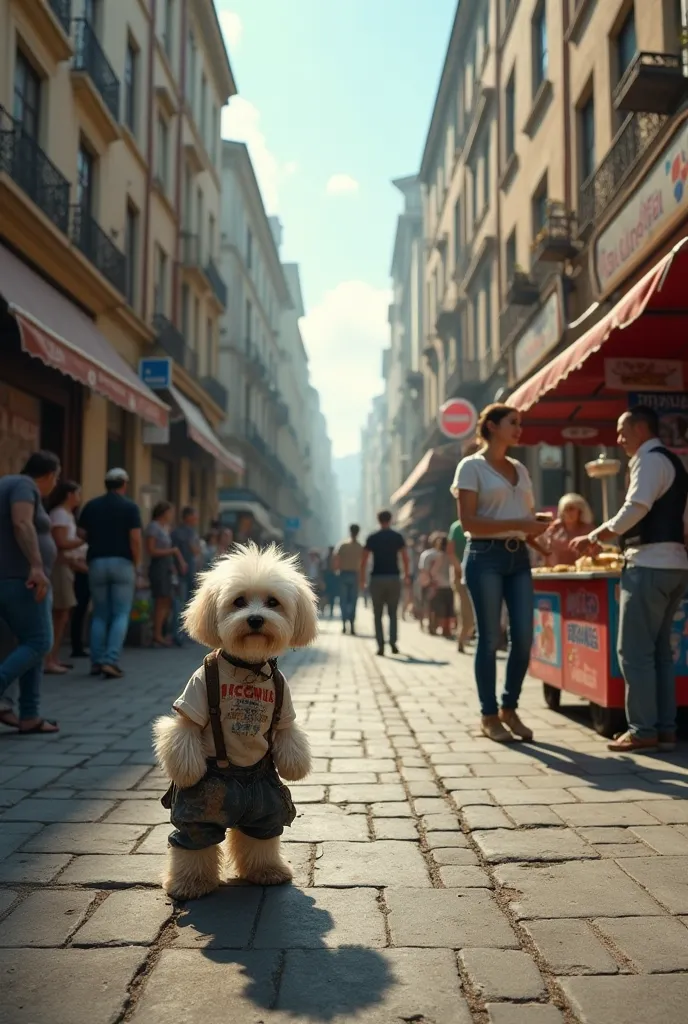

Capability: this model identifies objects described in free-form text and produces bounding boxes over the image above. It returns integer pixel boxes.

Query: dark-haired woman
[453,405,548,744]
[45,481,84,674]
[144,502,186,647]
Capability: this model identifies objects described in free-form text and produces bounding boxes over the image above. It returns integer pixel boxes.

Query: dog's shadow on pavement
[176,884,395,1020]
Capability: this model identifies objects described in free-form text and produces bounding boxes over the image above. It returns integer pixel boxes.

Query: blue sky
[217,0,456,456]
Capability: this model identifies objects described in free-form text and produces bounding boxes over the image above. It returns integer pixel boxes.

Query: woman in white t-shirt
[45,481,85,674]
[452,404,549,744]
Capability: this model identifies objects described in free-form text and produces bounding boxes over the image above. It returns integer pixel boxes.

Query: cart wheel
[543,684,561,711]
[589,702,626,739]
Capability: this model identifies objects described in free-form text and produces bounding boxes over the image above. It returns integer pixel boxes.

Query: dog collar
[219,651,276,674]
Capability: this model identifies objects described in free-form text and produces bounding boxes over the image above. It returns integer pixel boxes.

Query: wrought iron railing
[180,231,201,266]
[153,313,198,377]
[72,19,120,123]
[49,0,72,35]
[200,375,228,411]
[613,52,683,110]
[70,204,126,293]
[0,105,70,233]
[578,111,669,232]
[204,257,227,306]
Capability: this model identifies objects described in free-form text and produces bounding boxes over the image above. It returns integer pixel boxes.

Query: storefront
[390,446,459,534]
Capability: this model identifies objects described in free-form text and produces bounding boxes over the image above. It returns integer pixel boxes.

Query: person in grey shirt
[0,451,61,734]
[171,506,201,645]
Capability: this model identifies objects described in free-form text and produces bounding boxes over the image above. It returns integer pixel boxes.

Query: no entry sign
[438,398,478,440]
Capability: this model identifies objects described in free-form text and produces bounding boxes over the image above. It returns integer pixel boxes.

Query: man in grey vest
[573,406,688,752]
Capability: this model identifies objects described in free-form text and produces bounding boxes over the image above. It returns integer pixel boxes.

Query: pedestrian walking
[572,405,688,753]
[78,468,142,679]
[322,546,339,619]
[334,524,364,634]
[144,502,187,648]
[360,510,410,656]
[447,517,475,653]
[417,534,437,633]
[171,506,201,644]
[0,450,60,734]
[454,404,548,743]
[427,534,454,639]
[44,480,84,674]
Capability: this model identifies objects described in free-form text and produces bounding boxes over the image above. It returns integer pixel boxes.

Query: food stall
[509,238,688,736]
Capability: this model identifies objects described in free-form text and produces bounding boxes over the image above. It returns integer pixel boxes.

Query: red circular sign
[438,399,478,440]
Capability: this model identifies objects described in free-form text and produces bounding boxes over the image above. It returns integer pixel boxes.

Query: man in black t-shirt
[360,510,410,656]
[78,469,142,679]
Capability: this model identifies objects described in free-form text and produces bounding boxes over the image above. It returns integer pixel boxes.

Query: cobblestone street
[1,615,688,1023]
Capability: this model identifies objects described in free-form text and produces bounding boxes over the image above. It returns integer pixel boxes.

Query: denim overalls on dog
[162,650,296,851]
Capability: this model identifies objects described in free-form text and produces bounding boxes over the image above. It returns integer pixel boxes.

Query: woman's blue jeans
[463,540,534,717]
[0,579,53,720]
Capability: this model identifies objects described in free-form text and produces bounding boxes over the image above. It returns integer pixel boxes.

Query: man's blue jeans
[89,558,135,667]
[339,571,359,626]
[0,579,53,720]
[463,540,534,717]
[617,565,688,739]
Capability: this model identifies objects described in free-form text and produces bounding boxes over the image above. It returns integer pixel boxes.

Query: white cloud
[325,173,360,196]
[221,97,280,212]
[300,281,391,457]
[284,160,299,176]
[218,10,242,51]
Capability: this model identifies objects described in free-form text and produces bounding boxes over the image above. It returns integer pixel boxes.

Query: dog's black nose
[247,615,264,631]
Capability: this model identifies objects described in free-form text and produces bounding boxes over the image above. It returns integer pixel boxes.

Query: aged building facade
[0,0,240,526]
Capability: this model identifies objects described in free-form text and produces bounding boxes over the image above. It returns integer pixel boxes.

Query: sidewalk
[1,614,688,1023]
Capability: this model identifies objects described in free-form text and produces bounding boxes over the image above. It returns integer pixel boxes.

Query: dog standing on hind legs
[153,543,318,900]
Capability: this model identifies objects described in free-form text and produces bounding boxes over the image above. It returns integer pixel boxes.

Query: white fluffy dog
[153,543,318,900]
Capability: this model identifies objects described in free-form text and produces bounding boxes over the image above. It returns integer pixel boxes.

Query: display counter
[530,571,688,736]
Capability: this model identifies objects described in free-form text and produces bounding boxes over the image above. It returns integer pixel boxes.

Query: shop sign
[532,593,562,670]
[563,588,607,693]
[628,391,688,455]
[513,290,562,382]
[142,421,171,446]
[594,118,688,294]
[561,426,598,441]
[605,358,683,392]
[139,357,172,389]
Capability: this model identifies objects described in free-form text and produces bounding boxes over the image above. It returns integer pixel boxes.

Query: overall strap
[270,661,286,736]
[204,650,229,767]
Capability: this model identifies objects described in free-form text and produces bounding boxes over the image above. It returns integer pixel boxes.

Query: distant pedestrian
[322,546,339,619]
[417,534,438,633]
[78,468,142,679]
[0,450,60,734]
[447,517,474,653]
[171,506,201,644]
[360,510,410,656]
[427,534,454,639]
[44,481,85,674]
[334,524,364,634]
[145,502,187,648]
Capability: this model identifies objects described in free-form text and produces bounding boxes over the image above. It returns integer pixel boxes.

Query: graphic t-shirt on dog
[172,657,296,767]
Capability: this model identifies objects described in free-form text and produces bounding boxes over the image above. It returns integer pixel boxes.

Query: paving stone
[293,772,377,785]
[0,798,115,823]
[9,766,67,790]
[413,797,448,815]
[463,806,514,830]
[616,856,688,913]
[422,812,463,831]
[370,801,412,817]
[0,892,18,918]
[329,783,406,803]
[0,853,71,884]
[385,888,517,948]
[577,827,637,844]
[104,800,170,825]
[289,806,370,842]
[439,865,493,887]
[407,780,443,797]
[0,890,96,947]
[58,765,151,790]
[495,860,663,919]
[431,847,479,866]
[553,803,659,827]
[135,824,170,854]
[567,787,668,803]
[281,842,312,887]
[505,806,565,827]
[594,843,653,858]
[254,886,386,948]
[446,775,524,789]
[560,975,688,1024]
[629,825,688,855]
[490,787,576,805]
[372,817,417,840]
[486,1005,565,1023]
[330,758,396,773]
[0,831,33,861]
[424,830,469,849]
[73,890,173,946]
[635,800,688,824]
[451,791,495,808]
[173,885,263,948]
[593,915,688,972]
[23,823,146,854]
[460,948,546,1001]
[315,840,430,887]
[522,919,619,975]
[57,854,165,887]
[0,947,147,1024]
[473,828,598,864]
[0,790,28,807]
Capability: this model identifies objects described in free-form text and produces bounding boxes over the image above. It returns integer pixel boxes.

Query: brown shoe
[481,715,517,743]
[658,731,677,752]
[499,709,534,742]
[607,731,658,753]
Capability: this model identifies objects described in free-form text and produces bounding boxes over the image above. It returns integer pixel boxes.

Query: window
[193,296,200,349]
[453,198,462,263]
[181,283,190,337]
[506,229,517,282]
[483,266,493,357]
[532,2,548,93]
[124,40,138,133]
[211,104,218,163]
[206,317,213,374]
[579,92,595,183]
[186,31,196,108]
[245,298,252,344]
[164,0,174,58]
[532,176,548,238]
[200,73,207,142]
[156,115,169,190]
[472,293,480,360]
[124,202,139,308]
[481,134,490,213]
[505,70,516,158]
[616,7,637,80]
[196,187,203,255]
[208,213,216,259]
[246,226,253,269]
[154,245,167,315]
[76,143,95,212]
[471,161,479,225]
[13,51,41,139]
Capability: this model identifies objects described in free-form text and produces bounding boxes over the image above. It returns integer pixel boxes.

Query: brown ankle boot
[481,715,517,743]
[499,709,534,742]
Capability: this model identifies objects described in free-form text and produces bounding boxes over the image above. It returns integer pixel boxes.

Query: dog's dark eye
[265,597,280,608]
[233,596,248,608]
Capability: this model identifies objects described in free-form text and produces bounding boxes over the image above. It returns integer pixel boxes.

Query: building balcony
[153,313,198,377]
[579,111,669,234]
[506,269,540,306]
[0,105,70,234]
[70,204,126,294]
[531,207,579,264]
[23,1,73,63]
[71,18,120,142]
[246,342,270,385]
[614,52,688,116]
[204,256,227,308]
[200,375,228,412]
[245,422,271,458]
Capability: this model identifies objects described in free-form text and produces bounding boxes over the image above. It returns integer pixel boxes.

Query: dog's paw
[163,873,219,901]
[240,860,293,886]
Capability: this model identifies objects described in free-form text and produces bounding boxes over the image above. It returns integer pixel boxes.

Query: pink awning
[0,245,168,428]
[169,385,244,475]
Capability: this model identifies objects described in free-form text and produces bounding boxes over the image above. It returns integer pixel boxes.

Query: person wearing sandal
[453,404,549,744]
[145,502,187,647]
[0,450,61,735]
[45,481,84,675]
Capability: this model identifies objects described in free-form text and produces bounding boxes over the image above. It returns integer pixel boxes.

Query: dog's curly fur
[153,543,317,900]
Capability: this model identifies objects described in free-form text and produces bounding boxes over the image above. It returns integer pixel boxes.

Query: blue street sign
[139,357,172,389]
[285,517,300,531]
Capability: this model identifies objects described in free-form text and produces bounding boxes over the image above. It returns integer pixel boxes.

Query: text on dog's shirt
[172,658,296,767]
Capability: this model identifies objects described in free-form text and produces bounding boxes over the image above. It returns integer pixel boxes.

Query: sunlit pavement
[1,614,688,1023]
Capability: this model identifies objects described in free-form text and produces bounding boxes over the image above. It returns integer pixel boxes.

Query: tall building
[0,0,241,525]
[360,393,389,533]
